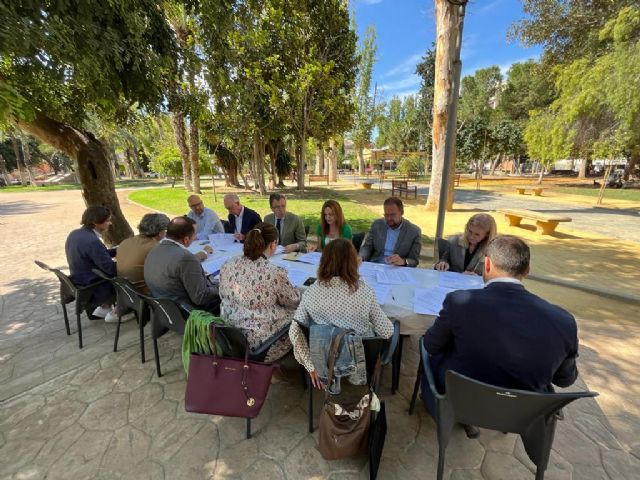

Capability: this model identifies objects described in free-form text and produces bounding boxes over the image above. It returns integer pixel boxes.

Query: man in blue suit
[422,235,579,437]
[65,206,120,322]
[223,193,262,241]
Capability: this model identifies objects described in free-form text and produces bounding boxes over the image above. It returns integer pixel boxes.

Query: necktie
[276,218,282,245]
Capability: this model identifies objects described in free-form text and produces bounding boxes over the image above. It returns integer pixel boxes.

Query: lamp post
[435,0,468,241]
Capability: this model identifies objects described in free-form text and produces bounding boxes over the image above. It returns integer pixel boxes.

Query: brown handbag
[318,332,381,460]
[184,325,274,418]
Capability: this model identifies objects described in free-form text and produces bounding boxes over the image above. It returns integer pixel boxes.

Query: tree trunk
[297,141,305,193]
[426,0,459,211]
[189,118,201,193]
[0,154,10,184]
[17,113,133,244]
[20,138,38,186]
[123,148,134,178]
[490,153,501,176]
[11,137,28,185]
[328,138,338,183]
[253,133,267,195]
[171,113,192,191]
[537,169,545,184]
[315,142,325,175]
[130,147,144,178]
[578,158,588,179]
[623,148,639,180]
[356,146,366,174]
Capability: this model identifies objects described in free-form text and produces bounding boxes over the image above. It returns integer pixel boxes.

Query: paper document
[375,268,414,285]
[201,256,230,276]
[275,245,285,255]
[208,233,236,247]
[295,252,322,265]
[368,283,391,305]
[214,242,244,254]
[437,271,484,290]
[413,286,453,315]
[286,269,312,287]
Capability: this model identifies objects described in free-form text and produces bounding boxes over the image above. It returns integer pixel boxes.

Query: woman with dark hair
[310,199,352,251]
[289,238,394,389]
[65,206,118,321]
[435,213,497,275]
[219,222,301,361]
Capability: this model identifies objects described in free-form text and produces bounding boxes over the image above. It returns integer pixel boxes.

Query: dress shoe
[462,424,480,439]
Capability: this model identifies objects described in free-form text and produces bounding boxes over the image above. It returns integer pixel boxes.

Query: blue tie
[276,218,282,244]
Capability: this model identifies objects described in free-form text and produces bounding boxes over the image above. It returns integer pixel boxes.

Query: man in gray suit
[144,216,220,314]
[263,193,307,253]
[359,196,422,267]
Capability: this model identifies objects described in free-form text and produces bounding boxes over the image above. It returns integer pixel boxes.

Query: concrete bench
[308,174,328,185]
[391,179,417,199]
[498,209,572,235]
[516,187,545,196]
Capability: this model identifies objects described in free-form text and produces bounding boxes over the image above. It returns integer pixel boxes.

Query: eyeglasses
[189,202,203,209]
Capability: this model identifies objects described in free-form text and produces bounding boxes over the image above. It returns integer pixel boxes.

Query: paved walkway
[1,189,639,479]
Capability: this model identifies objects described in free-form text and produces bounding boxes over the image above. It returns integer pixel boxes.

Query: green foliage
[376,95,420,152]
[415,46,436,151]
[499,60,555,122]
[351,26,378,150]
[458,66,503,123]
[397,155,423,175]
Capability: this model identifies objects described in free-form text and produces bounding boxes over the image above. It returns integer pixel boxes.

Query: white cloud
[381,52,424,79]
[379,74,421,93]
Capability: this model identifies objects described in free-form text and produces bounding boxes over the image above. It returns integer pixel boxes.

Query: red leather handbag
[184,326,274,418]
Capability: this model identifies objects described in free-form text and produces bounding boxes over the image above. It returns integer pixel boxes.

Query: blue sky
[352,0,542,101]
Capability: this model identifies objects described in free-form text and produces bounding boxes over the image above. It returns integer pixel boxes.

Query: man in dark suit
[263,193,307,253]
[65,206,119,321]
[144,217,221,314]
[422,235,579,437]
[223,193,262,242]
[359,196,422,266]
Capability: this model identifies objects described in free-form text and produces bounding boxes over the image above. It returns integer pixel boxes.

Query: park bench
[391,179,417,199]
[454,173,461,187]
[498,208,572,235]
[308,174,329,185]
[516,187,544,196]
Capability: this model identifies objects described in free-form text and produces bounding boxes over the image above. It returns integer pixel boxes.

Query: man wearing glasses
[186,195,224,240]
[264,193,307,253]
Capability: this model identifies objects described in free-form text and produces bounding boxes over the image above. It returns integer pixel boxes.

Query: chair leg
[308,376,314,433]
[153,338,162,377]
[392,335,405,394]
[300,365,307,390]
[246,418,252,439]
[535,468,545,480]
[437,444,446,480]
[139,315,146,364]
[409,361,424,415]
[113,314,122,352]
[62,303,71,335]
[76,311,83,349]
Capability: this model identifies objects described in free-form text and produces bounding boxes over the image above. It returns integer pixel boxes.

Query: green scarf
[182,310,228,374]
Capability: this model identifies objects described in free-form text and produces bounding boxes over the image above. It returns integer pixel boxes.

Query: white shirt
[161,237,190,251]
[234,206,245,234]
[485,277,523,287]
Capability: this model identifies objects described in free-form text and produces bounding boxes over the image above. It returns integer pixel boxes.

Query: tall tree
[416,46,436,154]
[0,1,178,243]
[351,26,378,174]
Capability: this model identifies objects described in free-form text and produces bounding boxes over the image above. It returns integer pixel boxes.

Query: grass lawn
[0,178,168,193]
[556,186,640,202]
[129,186,381,234]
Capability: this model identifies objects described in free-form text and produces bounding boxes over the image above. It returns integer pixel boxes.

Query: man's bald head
[187,195,205,215]
[167,216,196,243]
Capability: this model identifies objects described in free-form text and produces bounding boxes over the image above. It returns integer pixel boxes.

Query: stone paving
[1,189,639,479]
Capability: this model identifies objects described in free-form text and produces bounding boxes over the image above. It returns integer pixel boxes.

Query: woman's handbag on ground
[184,324,274,418]
[318,332,382,460]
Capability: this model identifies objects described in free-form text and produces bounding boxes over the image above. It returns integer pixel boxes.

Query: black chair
[352,232,365,252]
[409,339,598,480]
[35,260,110,349]
[92,269,150,361]
[222,219,232,234]
[209,323,291,439]
[299,320,400,433]
[435,237,449,263]
[138,295,191,377]
[304,224,310,236]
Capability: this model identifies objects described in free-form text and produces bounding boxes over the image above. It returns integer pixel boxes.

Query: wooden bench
[516,187,545,196]
[498,209,572,235]
[454,173,461,187]
[308,174,328,185]
[391,179,417,199]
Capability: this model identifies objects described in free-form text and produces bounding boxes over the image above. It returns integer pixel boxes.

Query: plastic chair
[409,339,598,480]
[209,323,291,439]
[352,232,365,252]
[92,269,150,361]
[138,294,191,377]
[35,260,110,349]
[299,320,400,433]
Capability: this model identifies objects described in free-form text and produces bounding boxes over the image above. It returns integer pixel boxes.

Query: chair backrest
[304,224,310,236]
[142,296,188,337]
[210,324,249,358]
[445,371,597,435]
[352,232,365,252]
[435,238,449,263]
[35,259,76,303]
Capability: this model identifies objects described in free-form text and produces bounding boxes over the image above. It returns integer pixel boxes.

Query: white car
[145,171,160,178]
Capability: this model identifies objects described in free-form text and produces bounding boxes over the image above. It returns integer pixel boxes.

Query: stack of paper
[368,283,391,305]
[437,271,484,290]
[286,269,312,287]
[208,233,236,247]
[375,269,414,285]
[413,286,452,315]
[201,256,231,276]
[296,252,322,265]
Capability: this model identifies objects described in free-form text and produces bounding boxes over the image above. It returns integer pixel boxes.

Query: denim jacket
[309,324,367,394]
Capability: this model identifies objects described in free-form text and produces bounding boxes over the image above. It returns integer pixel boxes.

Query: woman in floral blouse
[219,222,301,361]
[290,238,394,389]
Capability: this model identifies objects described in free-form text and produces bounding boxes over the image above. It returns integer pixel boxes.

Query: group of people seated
[64,192,579,436]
